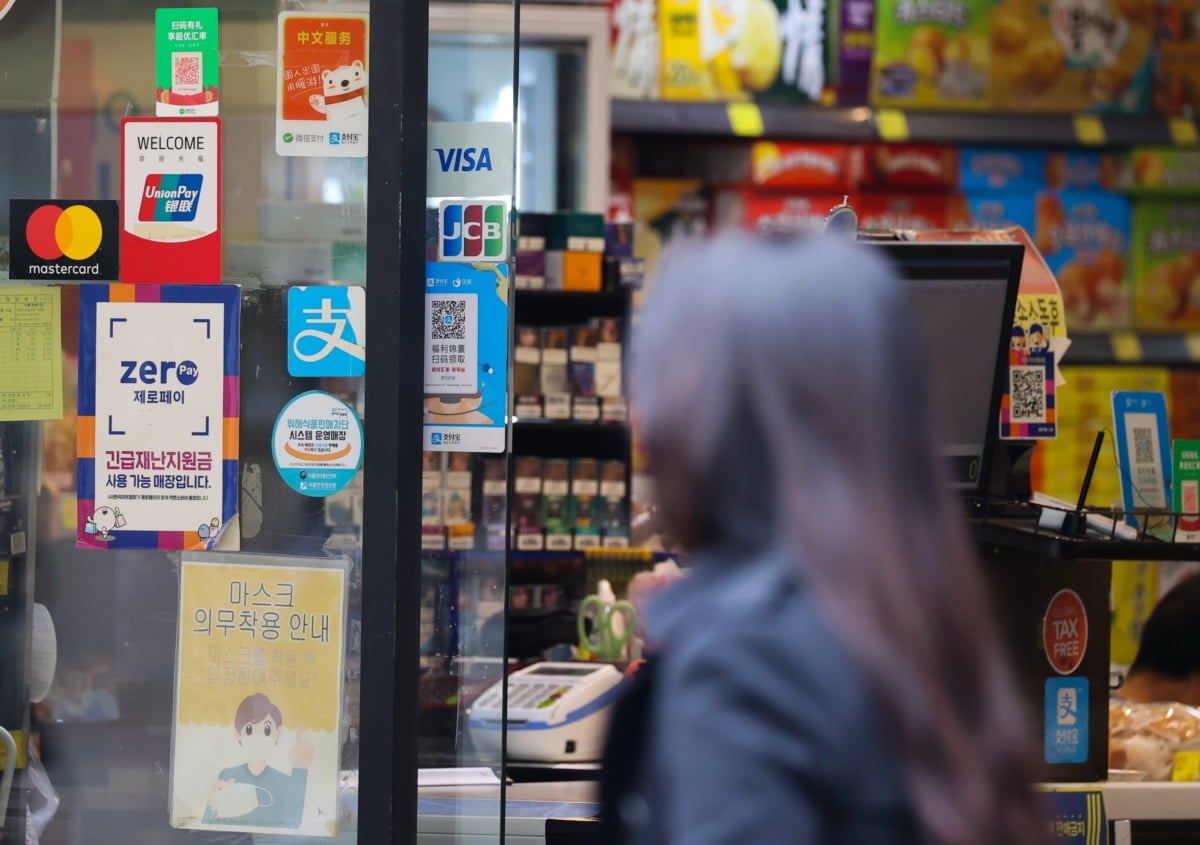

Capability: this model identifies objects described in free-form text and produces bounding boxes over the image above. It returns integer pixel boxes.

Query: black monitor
[871,242,1024,505]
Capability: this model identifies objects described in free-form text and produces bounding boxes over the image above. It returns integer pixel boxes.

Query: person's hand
[290,724,314,769]
[208,778,235,809]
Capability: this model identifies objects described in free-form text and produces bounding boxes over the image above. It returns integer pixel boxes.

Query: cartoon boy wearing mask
[203,693,313,827]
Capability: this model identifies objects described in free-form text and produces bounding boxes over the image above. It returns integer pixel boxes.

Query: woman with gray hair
[600,235,1047,845]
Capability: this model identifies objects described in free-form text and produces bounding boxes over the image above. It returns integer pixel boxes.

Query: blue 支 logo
[431,432,444,446]
[329,132,341,145]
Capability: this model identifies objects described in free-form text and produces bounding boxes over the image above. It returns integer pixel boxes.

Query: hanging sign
[156,8,220,117]
[276,11,368,158]
[171,553,345,837]
[121,117,222,283]
[77,283,239,550]
[424,262,509,453]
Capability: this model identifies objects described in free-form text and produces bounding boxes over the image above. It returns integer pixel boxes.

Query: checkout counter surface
[418,781,599,845]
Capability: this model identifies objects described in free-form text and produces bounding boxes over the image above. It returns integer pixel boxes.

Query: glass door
[0,0,517,842]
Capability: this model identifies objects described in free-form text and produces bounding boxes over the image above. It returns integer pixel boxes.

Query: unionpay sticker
[276,12,369,158]
[120,117,221,284]
[272,391,363,497]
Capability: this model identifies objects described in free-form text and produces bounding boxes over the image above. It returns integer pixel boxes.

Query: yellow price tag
[1173,751,1200,781]
[876,109,910,142]
[1073,114,1106,146]
[726,102,764,137]
[0,559,8,597]
[1111,331,1142,363]
[1186,335,1200,362]
[1170,117,1199,147]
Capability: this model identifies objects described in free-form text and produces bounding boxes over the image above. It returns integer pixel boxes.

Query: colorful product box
[749,142,862,191]
[571,458,602,549]
[718,191,845,234]
[610,0,660,99]
[444,452,472,528]
[834,0,875,105]
[659,0,832,103]
[960,148,1048,192]
[1131,148,1200,195]
[1154,0,1200,116]
[514,456,544,550]
[481,458,507,551]
[598,460,630,547]
[1132,199,1200,330]
[871,0,993,110]
[862,144,959,191]
[548,212,606,253]
[859,194,960,232]
[1045,152,1131,192]
[542,459,573,550]
[990,0,1155,114]
[561,252,604,292]
[959,193,1037,233]
[541,327,572,419]
[1036,191,1131,328]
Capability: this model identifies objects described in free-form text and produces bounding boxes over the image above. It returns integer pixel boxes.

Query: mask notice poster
[423,261,509,453]
[77,283,239,550]
[276,12,368,158]
[171,554,345,838]
[120,117,222,283]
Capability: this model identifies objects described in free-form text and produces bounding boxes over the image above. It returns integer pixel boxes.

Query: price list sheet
[0,286,63,420]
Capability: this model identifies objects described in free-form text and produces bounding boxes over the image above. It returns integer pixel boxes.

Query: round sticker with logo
[1043,588,1088,675]
[272,391,363,497]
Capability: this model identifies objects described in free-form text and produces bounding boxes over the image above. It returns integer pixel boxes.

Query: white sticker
[427,122,515,198]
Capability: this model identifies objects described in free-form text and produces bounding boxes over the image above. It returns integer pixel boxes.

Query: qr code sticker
[431,299,468,340]
[1134,427,1154,464]
[172,53,203,96]
[1010,365,1046,423]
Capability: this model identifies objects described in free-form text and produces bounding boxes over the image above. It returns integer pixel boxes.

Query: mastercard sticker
[7,199,119,281]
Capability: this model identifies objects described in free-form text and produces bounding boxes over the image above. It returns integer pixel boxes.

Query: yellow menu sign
[0,286,62,421]
[171,554,345,838]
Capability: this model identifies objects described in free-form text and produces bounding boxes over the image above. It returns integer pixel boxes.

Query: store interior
[4,0,1200,843]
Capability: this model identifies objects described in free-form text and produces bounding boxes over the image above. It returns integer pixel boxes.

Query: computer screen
[872,242,1024,497]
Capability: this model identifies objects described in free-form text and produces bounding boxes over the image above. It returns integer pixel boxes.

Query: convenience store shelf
[1067,332,1200,366]
[512,419,630,461]
[513,290,629,323]
[611,99,1198,147]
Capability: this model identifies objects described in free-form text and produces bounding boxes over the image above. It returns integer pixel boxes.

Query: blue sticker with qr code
[1045,677,1089,765]
[1111,391,1171,529]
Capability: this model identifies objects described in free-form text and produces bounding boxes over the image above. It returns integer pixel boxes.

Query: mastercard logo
[25,204,104,262]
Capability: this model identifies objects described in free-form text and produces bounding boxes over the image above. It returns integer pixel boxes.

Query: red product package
[749,142,862,191]
[862,145,960,191]
[737,193,849,235]
[858,194,961,232]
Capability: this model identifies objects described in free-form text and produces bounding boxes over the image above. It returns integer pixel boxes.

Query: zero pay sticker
[1043,589,1088,676]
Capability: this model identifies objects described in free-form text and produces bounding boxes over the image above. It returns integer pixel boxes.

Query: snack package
[716,191,847,235]
[958,194,1037,232]
[960,148,1048,193]
[859,194,962,231]
[1132,199,1200,330]
[862,144,960,192]
[1110,699,1200,781]
[749,141,862,191]
[834,0,875,105]
[1131,148,1200,195]
[1153,0,1200,116]
[611,0,660,99]
[990,0,1156,114]
[871,0,993,110]
[1046,152,1131,192]
[1035,191,1131,328]
[659,0,824,102]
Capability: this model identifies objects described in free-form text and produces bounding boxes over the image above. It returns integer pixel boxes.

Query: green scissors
[577,594,638,661]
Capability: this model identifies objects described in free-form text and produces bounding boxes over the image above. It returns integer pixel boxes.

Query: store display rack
[1067,332,1200,366]
[612,99,1200,147]
[975,509,1200,562]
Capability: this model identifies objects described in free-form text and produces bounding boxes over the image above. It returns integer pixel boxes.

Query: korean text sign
[171,555,345,837]
[277,12,368,157]
[424,262,509,453]
[77,284,238,550]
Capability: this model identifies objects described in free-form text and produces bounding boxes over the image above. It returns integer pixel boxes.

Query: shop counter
[418,781,599,845]
[1052,782,1200,843]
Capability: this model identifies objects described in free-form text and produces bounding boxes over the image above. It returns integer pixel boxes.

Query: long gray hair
[633,234,1046,845]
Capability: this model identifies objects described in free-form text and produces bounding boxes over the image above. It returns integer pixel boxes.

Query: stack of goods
[610,0,1195,117]
[515,213,642,292]
[1110,699,1200,781]
[513,319,626,423]
[513,456,631,551]
[421,452,476,551]
[1130,150,1200,330]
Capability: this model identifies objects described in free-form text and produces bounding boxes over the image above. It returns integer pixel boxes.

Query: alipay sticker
[1045,677,1088,765]
[287,285,365,377]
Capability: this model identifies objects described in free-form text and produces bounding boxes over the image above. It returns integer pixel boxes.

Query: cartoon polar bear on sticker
[308,60,367,123]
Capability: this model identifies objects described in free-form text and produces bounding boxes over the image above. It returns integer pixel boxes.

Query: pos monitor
[870,241,1025,507]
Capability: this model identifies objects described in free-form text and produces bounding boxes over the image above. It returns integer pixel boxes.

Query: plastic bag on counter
[1109,699,1200,781]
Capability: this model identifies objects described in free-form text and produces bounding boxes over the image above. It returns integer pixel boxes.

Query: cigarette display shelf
[511,419,630,462]
[974,516,1200,562]
[1067,331,1200,366]
[611,99,1198,148]
[513,290,628,324]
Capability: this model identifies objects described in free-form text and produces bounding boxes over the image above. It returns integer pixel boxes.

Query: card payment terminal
[467,662,625,762]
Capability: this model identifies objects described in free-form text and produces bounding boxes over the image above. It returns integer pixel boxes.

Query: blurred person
[601,235,1048,845]
[1118,573,1200,707]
